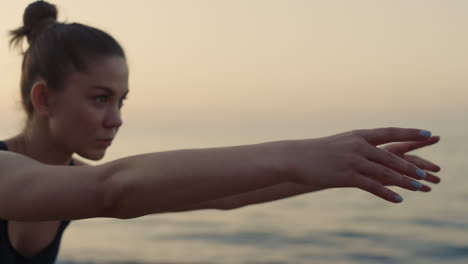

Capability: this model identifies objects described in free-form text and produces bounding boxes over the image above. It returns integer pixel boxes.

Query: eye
[94,95,108,104]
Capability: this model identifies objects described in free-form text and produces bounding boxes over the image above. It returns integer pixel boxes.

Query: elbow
[102,179,120,219]
[96,162,127,219]
[98,160,164,220]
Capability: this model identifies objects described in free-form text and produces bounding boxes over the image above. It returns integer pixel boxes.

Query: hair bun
[23,1,57,32]
[9,1,58,49]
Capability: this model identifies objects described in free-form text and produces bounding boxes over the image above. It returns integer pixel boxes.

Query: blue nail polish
[411,180,422,189]
[416,169,427,179]
[395,195,403,203]
[420,130,432,137]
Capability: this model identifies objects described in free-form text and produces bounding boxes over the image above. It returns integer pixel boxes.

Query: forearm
[102,141,290,219]
[169,183,326,212]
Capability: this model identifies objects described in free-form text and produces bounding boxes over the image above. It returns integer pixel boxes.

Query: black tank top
[0,141,73,264]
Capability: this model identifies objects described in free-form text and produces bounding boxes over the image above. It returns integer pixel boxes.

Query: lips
[96,138,113,147]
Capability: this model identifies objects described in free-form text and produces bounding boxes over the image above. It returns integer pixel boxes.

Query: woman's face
[48,56,129,160]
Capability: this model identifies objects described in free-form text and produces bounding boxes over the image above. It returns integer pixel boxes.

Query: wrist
[259,139,298,184]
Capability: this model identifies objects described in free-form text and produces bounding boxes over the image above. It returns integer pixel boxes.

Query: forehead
[66,56,129,93]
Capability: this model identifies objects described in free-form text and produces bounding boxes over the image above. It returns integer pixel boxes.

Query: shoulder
[73,158,90,166]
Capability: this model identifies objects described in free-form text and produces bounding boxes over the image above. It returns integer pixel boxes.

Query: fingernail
[416,169,427,179]
[419,130,432,137]
[411,180,423,189]
[395,195,403,203]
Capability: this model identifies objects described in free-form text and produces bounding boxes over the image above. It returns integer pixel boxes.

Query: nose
[104,106,123,132]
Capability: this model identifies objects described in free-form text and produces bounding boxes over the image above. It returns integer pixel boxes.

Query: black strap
[0,141,8,151]
[0,141,74,165]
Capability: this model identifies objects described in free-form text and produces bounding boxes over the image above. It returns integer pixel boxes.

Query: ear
[30,81,53,117]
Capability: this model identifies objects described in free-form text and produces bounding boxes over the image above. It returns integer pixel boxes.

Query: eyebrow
[92,85,129,97]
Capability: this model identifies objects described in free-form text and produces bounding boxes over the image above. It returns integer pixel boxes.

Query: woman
[0,1,441,263]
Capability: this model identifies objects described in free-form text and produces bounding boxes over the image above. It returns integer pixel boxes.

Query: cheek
[73,106,104,136]
[53,103,104,144]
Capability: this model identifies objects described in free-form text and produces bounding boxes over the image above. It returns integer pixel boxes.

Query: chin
[76,149,106,161]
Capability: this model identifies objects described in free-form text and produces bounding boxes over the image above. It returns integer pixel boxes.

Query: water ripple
[331,230,386,240]
[348,253,398,263]
[417,245,468,259]
[155,231,334,248]
[410,218,468,230]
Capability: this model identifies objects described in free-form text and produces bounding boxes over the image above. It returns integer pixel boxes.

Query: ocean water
[52,112,468,264]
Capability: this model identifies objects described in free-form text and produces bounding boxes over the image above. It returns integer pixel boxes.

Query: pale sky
[0,0,466,162]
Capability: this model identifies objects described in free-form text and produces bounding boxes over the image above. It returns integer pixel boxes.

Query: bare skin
[0,127,442,222]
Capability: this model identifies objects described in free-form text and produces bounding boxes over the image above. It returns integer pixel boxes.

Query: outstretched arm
[0,127,441,222]
[105,128,441,219]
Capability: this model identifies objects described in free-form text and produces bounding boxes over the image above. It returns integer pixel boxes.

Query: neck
[11,117,73,165]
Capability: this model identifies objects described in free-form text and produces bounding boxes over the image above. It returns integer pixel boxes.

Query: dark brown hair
[9,0,126,119]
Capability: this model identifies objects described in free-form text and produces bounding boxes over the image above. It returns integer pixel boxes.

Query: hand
[280,127,441,203]
[380,136,441,192]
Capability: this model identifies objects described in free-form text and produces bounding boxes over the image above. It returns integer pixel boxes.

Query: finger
[403,155,441,173]
[354,175,403,203]
[383,136,440,153]
[425,171,441,184]
[402,155,442,184]
[363,145,427,181]
[356,158,425,192]
[356,127,432,146]
[380,178,432,192]
[400,136,440,152]
[421,185,432,192]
